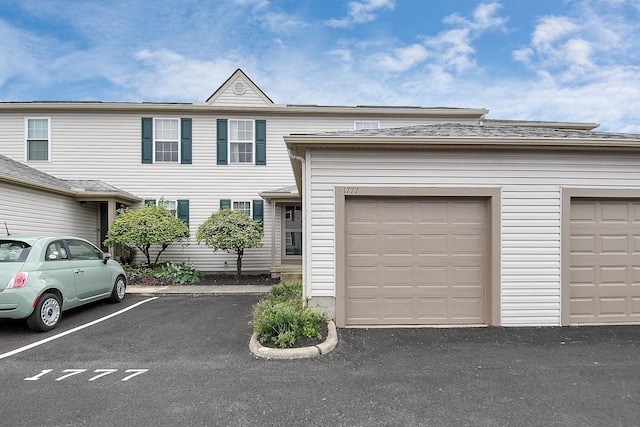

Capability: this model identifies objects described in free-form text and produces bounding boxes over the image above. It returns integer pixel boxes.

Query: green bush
[252,282,328,348]
[124,262,203,286]
[266,282,303,303]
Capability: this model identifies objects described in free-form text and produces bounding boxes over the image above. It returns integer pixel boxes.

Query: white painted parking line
[0,297,158,360]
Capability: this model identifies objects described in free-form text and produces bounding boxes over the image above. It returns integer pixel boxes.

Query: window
[220,199,264,224]
[154,118,179,162]
[233,201,252,216]
[229,119,254,163]
[46,241,68,261]
[26,118,50,161]
[142,118,191,164]
[354,120,380,130]
[284,204,302,256]
[67,239,103,260]
[145,199,190,225]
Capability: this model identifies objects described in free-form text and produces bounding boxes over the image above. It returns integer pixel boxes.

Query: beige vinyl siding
[307,149,640,326]
[0,182,98,242]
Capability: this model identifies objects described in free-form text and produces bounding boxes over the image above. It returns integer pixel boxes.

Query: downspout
[288,149,310,301]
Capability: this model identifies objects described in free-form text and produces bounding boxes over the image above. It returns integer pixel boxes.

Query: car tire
[108,275,126,303]
[26,292,62,332]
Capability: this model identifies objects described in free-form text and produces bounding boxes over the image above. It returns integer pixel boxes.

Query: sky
[1,0,639,133]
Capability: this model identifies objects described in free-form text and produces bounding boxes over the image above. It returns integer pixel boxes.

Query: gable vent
[233,82,246,95]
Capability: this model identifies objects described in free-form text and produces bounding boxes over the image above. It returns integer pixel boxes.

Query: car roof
[0,236,86,245]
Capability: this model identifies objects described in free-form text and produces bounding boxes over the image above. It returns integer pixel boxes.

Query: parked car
[0,236,126,332]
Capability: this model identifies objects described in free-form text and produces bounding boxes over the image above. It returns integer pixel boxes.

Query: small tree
[104,203,190,266]
[196,208,264,275]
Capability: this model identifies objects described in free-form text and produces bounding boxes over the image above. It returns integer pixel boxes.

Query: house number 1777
[343,187,360,194]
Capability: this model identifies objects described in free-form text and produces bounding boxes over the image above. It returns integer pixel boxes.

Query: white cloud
[325,0,395,28]
[371,2,504,74]
[123,49,241,101]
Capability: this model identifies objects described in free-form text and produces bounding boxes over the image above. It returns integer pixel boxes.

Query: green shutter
[220,199,231,210]
[177,200,189,225]
[144,199,156,206]
[253,199,264,225]
[255,120,266,166]
[141,118,153,164]
[180,119,192,164]
[217,119,228,165]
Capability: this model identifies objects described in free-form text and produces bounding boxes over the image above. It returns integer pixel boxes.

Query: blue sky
[1,0,639,132]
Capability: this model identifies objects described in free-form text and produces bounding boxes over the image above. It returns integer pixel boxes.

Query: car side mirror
[103,252,112,265]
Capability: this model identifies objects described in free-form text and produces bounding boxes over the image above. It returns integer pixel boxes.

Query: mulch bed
[129,273,281,287]
[257,321,329,349]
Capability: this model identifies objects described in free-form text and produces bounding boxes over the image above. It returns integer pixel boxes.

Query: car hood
[0,262,25,292]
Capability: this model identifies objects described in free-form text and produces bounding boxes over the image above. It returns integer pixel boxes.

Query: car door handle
[74,269,84,274]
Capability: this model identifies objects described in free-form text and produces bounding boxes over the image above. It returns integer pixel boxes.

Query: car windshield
[0,240,32,263]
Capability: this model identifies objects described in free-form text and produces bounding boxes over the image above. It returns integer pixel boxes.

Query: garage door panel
[417,235,448,255]
[600,235,630,253]
[570,235,596,254]
[347,234,378,255]
[381,234,414,255]
[451,234,484,255]
[382,202,416,223]
[569,199,640,324]
[451,201,485,224]
[346,197,486,326]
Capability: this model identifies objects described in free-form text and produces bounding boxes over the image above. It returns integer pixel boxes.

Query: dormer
[205,69,274,107]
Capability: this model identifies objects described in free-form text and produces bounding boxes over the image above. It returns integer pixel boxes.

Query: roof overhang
[0,173,141,204]
[0,101,489,119]
[284,128,640,194]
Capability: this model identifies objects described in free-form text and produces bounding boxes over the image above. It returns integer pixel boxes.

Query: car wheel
[108,275,126,303]
[26,293,62,332]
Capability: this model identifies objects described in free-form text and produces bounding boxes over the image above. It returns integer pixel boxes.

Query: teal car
[0,236,126,332]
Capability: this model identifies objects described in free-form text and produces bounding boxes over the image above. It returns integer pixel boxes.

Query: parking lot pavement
[1,295,639,426]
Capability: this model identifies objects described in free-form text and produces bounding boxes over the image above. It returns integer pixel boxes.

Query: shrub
[124,262,203,286]
[252,282,328,348]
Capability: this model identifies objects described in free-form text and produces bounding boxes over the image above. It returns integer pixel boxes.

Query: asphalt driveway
[1,295,639,426]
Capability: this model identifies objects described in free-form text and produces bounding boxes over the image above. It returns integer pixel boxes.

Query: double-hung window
[229,119,254,164]
[154,118,179,162]
[26,118,50,161]
[232,201,252,216]
[144,198,190,225]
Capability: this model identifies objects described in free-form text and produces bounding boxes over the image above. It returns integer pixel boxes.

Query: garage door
[345,197,486,325]
[569,199,640,324]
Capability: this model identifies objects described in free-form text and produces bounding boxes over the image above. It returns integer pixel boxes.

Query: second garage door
[345,197,486,326]
[569,199,640,324]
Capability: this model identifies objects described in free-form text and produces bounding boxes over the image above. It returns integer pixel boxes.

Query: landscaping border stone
[249,321,337,360]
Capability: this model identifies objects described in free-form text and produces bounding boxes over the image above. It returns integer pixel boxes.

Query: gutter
[287,149,311,301]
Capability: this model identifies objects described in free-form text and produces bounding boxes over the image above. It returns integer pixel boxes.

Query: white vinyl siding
[0,181,98,242]
[306,150,640,327]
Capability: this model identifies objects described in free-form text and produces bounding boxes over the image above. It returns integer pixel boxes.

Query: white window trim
[354,120,380,130]
[148,198,178,217]
[153,118,181,163]
[25,117,51,162]
[228,118,255,165]
[232,200,252,216]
